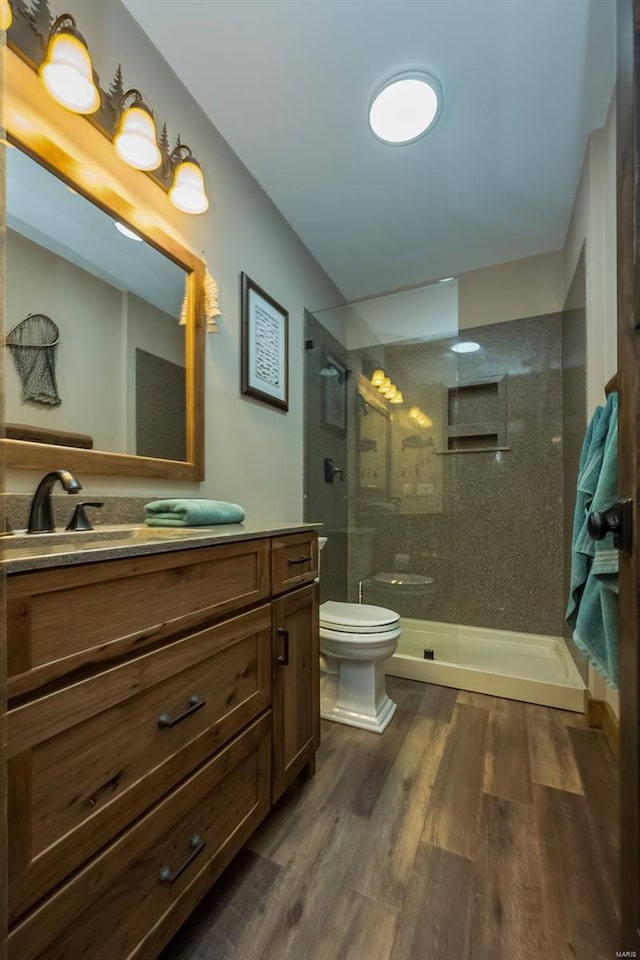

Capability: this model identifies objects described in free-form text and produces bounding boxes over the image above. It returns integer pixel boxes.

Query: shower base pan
[387,617,586,711]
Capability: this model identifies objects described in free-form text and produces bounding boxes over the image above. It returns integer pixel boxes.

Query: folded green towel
[144,499,245,527]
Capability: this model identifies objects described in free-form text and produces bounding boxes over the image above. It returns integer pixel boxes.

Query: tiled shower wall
[347,313,566,637]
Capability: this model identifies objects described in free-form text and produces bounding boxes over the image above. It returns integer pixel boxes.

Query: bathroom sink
[1,523,231,562]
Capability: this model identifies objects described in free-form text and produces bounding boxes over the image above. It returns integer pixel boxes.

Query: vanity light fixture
[0,0,12,31]
[11,5,211,215]
[114,221,143,241]
[167,145,210,214]
[369,70,443,145]
[451,341,481,354]
[39,14,100,115]
[114,89,162,171]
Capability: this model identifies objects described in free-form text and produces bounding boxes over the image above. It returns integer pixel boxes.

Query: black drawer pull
[158,694,205,729]
[276,627,289,666]
[288,556,312,565]
[159,835,206,885]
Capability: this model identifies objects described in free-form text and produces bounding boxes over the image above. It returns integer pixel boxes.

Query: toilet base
[320,657,397,734]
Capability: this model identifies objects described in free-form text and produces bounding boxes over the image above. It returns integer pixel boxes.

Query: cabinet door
[272,583,319,802]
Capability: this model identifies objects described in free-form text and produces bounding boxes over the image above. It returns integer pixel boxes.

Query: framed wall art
[241,273,289,411]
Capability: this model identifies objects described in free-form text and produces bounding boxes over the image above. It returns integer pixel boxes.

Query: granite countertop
[1,520,322,574]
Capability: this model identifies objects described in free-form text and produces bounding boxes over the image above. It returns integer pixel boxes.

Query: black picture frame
[241,273,289,411]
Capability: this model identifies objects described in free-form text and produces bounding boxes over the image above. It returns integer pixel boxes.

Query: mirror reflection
[5,145,189,461]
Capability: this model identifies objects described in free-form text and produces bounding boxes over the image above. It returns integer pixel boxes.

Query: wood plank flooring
[161,679,620,960]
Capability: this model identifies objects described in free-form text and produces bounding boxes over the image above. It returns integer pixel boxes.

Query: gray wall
[349,313,566,637]
[304,311,348,602]
[561,249,589,680]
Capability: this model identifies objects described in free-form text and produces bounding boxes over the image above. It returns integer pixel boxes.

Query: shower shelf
[436,446,511,455]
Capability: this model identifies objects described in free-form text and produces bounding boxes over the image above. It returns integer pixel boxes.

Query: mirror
[3,47,205,481]
[6,146,188,462]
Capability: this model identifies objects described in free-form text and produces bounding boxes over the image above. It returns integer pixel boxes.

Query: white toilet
[318,537,401,733]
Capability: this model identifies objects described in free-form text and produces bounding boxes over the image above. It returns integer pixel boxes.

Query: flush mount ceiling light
[114,221,143,241]
[39,14,100,115]
[369,70,443,145]
[438,277,455,283]
[451,341,481,354]
[114,89,162,171]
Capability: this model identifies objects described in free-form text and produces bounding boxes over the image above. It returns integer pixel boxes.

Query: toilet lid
[320,600,399,632]
[372,571,434,586]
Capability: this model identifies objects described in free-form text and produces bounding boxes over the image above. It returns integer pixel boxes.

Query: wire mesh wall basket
[5,313,62,406]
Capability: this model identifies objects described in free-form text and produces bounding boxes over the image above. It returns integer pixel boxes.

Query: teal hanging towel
[565,393,618,689]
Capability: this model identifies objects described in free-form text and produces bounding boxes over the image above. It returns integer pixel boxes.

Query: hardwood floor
[161,679,620,960]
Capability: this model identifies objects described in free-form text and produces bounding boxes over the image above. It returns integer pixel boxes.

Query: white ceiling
[123,0,616,301]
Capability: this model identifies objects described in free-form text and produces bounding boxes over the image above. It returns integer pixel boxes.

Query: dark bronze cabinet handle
[158,835,206,885]
[158,694,205,729]
[288,556,312,565]
[276,627,289,666]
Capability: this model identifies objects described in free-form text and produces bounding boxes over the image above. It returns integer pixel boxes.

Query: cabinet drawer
[271,532,318,596]
[8,605,271,920]
[8,537,270,698]
[9,713,271,960]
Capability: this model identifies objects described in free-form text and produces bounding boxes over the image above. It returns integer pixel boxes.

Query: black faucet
[27,470,83,534]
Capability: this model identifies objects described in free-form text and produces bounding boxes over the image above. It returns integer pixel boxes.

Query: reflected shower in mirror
[5,144,188,461]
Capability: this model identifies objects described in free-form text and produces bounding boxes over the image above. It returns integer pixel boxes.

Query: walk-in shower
[304,277,586,711]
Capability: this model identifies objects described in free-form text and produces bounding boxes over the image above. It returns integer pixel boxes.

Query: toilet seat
[320,600,399,634]
[320,623,402,644]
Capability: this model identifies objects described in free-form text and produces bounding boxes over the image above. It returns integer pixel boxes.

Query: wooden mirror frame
[3,49,205,481]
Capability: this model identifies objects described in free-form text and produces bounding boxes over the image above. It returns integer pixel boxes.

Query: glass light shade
[370,368,385,387]
[408,406,421,420]
[169,159,209,214]
[421,415,433,428]
[114,221,143,241]
[114,104,162,171]
[390,391,403,404]
[369,71,442,145]
[451,341,481,354]
[385,385,398,400]
[0,0,12,30]
[379,376,391,393]
[39,29,100,115]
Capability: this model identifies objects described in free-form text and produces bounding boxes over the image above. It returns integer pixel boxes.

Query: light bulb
[169,157,209,214]
[114,102,162,171]
[370,368,385,387]
[39,20,100,115]
[0,0,12,30]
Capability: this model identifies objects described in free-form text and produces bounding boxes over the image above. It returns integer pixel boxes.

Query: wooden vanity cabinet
[5,529,319,960]
[272,582,320,802]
